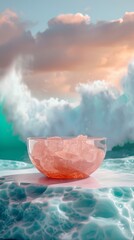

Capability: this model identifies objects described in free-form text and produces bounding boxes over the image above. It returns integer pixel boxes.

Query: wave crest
[1,62,134,150]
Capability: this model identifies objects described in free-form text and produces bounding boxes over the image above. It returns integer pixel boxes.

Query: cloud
[33,11,134,73]
[0,9,34,70]
[1,10,134,96]
[122,12,134,22]
[0,9,20,45]
[1,62,134,150]
[48,13,90,26]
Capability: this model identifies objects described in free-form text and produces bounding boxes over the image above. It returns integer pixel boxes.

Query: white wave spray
[1,62,134,150]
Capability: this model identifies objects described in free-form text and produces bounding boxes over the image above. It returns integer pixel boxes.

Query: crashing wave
[1,62,134,150]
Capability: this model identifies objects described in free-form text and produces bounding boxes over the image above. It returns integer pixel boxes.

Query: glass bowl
[27,135,106,179]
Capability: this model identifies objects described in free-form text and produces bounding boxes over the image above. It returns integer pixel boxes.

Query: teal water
[0,104,28,161]
[0,181,133,240]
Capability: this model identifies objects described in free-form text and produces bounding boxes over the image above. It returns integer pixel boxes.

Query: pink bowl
[27,135,106,179]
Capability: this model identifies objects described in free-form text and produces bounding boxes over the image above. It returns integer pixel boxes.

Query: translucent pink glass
[27,135,106,179]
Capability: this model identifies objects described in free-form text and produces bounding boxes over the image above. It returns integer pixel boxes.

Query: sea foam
[1,62,134,150]
[0,180,133,240]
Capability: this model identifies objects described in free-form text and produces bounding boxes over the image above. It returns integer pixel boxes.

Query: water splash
[1,62,134,150]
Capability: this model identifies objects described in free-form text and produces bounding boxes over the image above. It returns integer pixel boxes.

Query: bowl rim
[27,136,107,141]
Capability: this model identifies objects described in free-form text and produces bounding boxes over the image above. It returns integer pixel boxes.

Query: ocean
[0,104,134,239]
[1,63,134,239]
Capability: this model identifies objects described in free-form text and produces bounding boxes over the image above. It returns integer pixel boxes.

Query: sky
[0,0,134,33]
[0,0,134,99]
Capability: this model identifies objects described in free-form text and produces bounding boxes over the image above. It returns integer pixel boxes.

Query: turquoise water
[0,104,28,161]
[0,181,133,240]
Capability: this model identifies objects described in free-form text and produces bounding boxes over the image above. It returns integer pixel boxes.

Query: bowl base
[44,172,89,180]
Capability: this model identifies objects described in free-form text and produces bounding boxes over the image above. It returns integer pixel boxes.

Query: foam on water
[0,160,33,171]
[0,157,133,240]
[0,181,133,240]
[102,156,134,174]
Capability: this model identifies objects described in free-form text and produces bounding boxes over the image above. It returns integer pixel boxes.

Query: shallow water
[0,181,133,240]
[0,155,133,240]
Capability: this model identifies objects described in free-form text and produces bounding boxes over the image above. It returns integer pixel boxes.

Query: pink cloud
[0,10,34,69]
[48,13,90,26]
[1,10,134,96]
[0,9,23,45]
[32,12,134,73]
[1,10,134,72]
[0,9,18,25]
[123,12,134,22]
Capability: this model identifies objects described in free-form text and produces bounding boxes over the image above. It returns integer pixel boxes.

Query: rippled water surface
[0,153,133,240]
